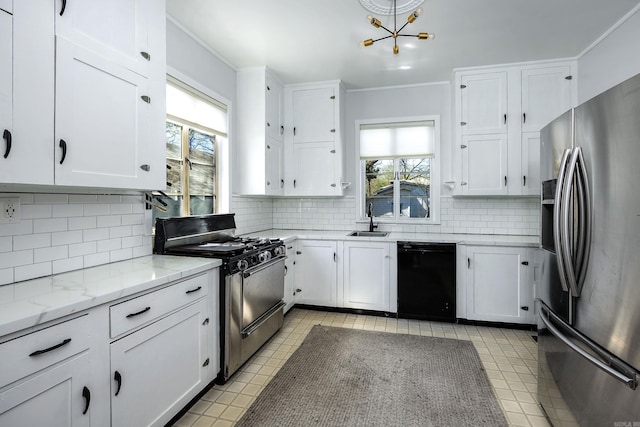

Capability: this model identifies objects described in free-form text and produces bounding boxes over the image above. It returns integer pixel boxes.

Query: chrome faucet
[367,202,377,232]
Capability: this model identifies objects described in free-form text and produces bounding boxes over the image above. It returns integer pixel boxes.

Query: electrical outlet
[0,197,21,223]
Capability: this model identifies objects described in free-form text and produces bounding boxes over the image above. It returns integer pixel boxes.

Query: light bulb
[367,14,373,22]
[415,8,423,16]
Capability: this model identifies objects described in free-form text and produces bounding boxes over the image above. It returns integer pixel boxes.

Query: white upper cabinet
[236,67,285,195]
[454,60,575,197]
[0,9,11,166]
[54,0,165,190]
[0,0,165,190]
[54,0,152,78]
[0,1,55,185]
[521,65,573,133]
[284,81,345,197]
[460,71,508,136]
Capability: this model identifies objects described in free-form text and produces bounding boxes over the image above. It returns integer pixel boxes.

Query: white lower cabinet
[342,241,392,312]
[294,240,337,307]
[0,352,91,426]
[0,314,93,426]
[0,267,219,427]
[459,245,534,324]
[283,241,296,313]
[110,298,210,427]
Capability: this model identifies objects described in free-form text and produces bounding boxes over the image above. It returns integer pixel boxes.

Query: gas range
[153,214,286,383]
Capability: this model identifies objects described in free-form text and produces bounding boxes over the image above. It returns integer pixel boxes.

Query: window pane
[364,159,394,217]
[166,122,182,159]
[189,129,215,165]
[151,196,182,225]
[189,163,215,196]
[190,196,214,216]
[166,158,182,193]
[398,158,430,218]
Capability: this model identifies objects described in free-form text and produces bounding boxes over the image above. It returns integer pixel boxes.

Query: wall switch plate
[0,197,21,223]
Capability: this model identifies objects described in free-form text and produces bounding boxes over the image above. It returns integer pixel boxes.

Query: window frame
[161,69,232,216]
[355,115,441,224]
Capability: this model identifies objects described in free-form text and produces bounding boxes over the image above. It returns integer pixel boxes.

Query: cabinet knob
[460,121,467,126]
[520,306,529,311]
[141,95,151,104]
[521,261,529,266]
[295,288,302,293]
[140,51,151,61]
[202,358,210,367]
[267,181,271,186]
[331,183,336,187]
[140,164,150,172]
[267,144,271,149]
[330,149,336,153]
[330,129,336,133]
[267,122,271,127]
[460,144,467,149]
[280,125,284,135]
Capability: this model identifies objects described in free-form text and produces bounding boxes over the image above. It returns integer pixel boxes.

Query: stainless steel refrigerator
[537,72,640,426]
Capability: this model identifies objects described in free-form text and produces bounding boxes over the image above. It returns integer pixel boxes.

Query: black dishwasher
[397,242,456,322]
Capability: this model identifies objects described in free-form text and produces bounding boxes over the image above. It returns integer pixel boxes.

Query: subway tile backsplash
[1,193,538,285]
[0,193,151,286]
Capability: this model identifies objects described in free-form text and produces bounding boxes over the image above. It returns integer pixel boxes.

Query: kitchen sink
[347,231,389,237]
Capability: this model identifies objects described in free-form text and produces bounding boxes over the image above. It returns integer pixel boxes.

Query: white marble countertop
[0,255,221,338]
[243,229,539,247]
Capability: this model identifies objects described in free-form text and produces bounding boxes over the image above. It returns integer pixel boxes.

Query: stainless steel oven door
[242,257,285,329]
[223,256,285,381]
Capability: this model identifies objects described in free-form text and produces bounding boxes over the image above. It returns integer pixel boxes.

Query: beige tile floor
[174,308,550,427]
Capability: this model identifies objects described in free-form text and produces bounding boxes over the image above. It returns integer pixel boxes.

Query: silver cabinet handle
[539,303,638,389]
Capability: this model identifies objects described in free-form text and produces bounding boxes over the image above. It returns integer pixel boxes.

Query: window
[153,79,228,223]
[358,117,440,222]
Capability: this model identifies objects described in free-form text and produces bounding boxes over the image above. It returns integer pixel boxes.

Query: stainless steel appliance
[397,242,456,322]
[537,73,640,426]
[154,214,286,383]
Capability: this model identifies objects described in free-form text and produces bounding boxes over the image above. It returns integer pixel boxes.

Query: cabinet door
[283,242,296,313]
[0,352,91,426]
[343,242,390,312]
[290,142,337,196]
[0,10,10,153]
[265,74,283,141]
[292,87,335,143]
[111,300,210,427]
[461,134,508,195]
[294,240,337,307]
[460,71,508,135]
[54,38,163,190]
[521,65,573,133]
[465,246,533,324]
[521,132,541,195]
[265,137,284,195]
[55,0,151,77]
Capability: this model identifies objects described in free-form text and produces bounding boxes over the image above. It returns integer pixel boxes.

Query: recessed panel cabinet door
[343,242,390,312]
[521,65,572,133]
[521,132,541,195]
[460,71,508,136]
[295,240,337,307]
[292,87,335,143]
[111,300,209,427]
[55,38,162,189]
[461,134,508,195]
[290,142,337,196]
[55,0,151,77]
[0,352,91,427]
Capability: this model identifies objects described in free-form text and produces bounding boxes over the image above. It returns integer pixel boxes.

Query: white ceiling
[166,0,640,90]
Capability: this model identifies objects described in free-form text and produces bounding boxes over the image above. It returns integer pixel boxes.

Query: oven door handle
[242,255,286,278]
[241,301,286,338]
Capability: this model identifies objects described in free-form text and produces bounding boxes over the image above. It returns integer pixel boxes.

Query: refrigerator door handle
[561,148,581,296]
[575,148,592,287]
[539,303,639,390]
[554,148,572,292]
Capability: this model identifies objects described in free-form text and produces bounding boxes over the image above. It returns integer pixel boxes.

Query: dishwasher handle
[397,243,455,254]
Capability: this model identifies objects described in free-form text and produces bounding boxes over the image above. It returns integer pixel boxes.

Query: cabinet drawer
[110,273,209,338]
[0,314,91,387]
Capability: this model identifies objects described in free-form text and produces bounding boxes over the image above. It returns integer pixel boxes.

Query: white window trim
[354,115,441,224]
[166,66,232,214]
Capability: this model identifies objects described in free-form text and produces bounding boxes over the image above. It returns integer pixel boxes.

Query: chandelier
[359,0,434,55]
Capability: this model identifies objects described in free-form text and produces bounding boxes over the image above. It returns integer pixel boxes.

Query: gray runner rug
[235,325,508,427]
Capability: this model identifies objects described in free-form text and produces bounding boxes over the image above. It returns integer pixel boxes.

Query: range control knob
[237,259,249,271]
[274,246,285,257]
[258,251,272,263]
